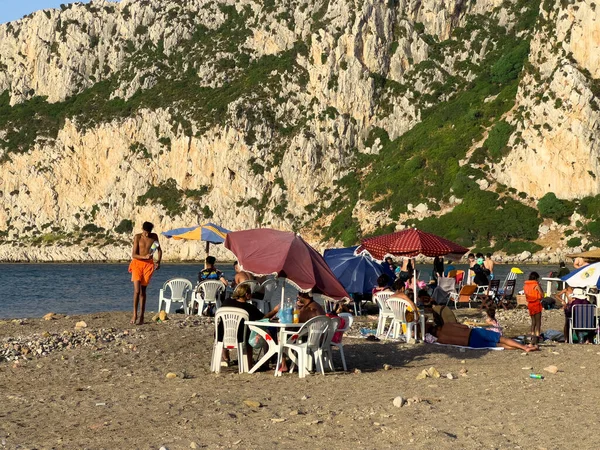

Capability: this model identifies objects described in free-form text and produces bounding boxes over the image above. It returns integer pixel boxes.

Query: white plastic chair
[387,298,421,342]
[327,312,353,371]
[210,307,250,374]
[313,293,337,313]
[237,280,260,293]
[374,291,394,336]
[282,316,330,378]
[256,278,278,312]
[191,280,225,315]
[322,317,341,372]
[158,278,193,314]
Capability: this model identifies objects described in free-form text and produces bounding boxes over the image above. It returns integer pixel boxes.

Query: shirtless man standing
[484,253,495,280]
[129,221,162,325]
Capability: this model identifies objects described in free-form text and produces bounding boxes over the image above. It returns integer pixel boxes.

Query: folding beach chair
[449,284,478,309]
[431,277,457,305]
[569,304,599,344]
[497,279,516,308]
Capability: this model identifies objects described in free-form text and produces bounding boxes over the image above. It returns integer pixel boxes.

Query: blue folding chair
[569,304,599,344]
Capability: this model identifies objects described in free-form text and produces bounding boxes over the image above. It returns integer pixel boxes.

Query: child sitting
[484,306,502,335]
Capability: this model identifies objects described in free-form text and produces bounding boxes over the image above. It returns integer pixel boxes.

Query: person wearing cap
[524,272,544,345]
[565,287,592,343]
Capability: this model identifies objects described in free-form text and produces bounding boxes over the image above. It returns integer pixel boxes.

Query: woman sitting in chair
[219,284,265,369]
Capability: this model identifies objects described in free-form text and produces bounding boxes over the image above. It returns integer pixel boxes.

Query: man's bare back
[234,271,252,286]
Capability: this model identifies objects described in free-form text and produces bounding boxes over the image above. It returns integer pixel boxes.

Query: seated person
[232,261,254,288]
[198,256,228,286]
[565,288,593,343]
[264,291,326,324]
[390,280,421,337]
[384,256,397,274]
[417,289,433,308]
[218,284,264,369]
[372,274,392,296]
[326,311,347,344]
[484,306,502,335]
[264,291,325,372]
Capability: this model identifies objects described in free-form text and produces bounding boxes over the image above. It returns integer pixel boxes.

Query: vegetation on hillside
[1,0,596,255]
[322,0,546,251]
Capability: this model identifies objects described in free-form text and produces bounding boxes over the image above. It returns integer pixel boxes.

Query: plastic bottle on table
[293,307,300,324]
[280,296,293,324]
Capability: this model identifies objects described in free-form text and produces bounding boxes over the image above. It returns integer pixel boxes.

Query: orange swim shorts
[128,259,155,286]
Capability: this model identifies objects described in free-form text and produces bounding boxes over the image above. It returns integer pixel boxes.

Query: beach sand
[0,308,598,449]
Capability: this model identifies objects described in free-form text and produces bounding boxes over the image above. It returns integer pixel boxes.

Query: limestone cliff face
[0,0,599,262]
[496,0,600,199]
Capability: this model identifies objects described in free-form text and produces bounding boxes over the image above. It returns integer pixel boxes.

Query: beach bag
[248,318,269,349]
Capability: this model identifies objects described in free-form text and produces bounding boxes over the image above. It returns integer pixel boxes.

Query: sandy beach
[1,308,599,449]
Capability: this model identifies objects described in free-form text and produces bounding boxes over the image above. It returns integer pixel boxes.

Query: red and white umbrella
[358,228,469,303]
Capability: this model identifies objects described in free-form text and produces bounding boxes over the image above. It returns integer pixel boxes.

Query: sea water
[0,262,564,319]
[0,263,235,319]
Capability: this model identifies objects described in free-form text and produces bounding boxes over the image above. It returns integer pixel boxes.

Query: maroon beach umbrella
[358,228,469,303]
[224,228,349,301]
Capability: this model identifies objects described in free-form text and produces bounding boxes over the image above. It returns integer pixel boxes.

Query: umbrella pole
[205,241,210,256]
[413,263,418,305]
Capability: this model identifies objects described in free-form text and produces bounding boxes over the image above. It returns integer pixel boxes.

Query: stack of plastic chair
[210,307,250,374]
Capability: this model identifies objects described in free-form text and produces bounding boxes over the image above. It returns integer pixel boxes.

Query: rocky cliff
[0,0,599,262]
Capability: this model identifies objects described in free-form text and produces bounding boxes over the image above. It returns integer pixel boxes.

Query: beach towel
[433,342,504,351]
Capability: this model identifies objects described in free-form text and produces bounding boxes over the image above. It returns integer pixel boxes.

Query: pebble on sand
[75,321,87,329]
[393,396,405,408]
[426,367,441,378]
[543,365,559,374]
[43,313,56,321]
[166,372,178,379]
[243,400,262,408]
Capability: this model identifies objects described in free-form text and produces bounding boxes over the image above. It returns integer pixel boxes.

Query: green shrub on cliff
[537,192,574,224]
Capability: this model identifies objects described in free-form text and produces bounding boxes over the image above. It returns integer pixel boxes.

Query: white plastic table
[245,321,302,375]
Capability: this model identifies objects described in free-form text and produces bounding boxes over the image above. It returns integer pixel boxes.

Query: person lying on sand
[434,322,539,352]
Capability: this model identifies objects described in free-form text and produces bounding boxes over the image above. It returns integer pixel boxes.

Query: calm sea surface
[0,262,566,319]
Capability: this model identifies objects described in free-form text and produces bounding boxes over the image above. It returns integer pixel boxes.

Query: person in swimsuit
[484,253,495,280]
[129,221,161,325]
